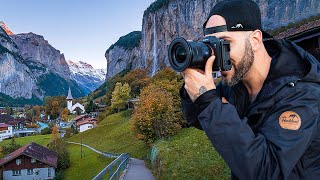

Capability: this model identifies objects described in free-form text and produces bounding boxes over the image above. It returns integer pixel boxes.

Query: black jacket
[180,39,320,180]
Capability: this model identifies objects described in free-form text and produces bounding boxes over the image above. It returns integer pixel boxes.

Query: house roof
[0,123,11,128]
[0,114,14,123]
[0,142,58,168]
[72,115,85,122]
[274,19,320,40]
[77,118,97,126]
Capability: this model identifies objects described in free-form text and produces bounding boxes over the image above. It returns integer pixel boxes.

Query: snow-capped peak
[67,60,106,93]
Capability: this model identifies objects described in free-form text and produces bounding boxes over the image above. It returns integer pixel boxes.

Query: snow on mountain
[68,60,106,94]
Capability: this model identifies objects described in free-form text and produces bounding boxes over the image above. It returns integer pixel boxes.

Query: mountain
[105,0,320,79]
[0,21,13,35]
[67,60,106,95]
[0,23,85,106]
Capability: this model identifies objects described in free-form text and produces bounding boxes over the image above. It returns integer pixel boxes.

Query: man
[180,0,320,179]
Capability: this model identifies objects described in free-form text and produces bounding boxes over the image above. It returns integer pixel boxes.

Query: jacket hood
[264,39,320,83]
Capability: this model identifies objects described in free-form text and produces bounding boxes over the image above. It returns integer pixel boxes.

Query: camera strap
[203,25,227,35]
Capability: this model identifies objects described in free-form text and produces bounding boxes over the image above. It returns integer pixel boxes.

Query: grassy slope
[154,127,231,180]
[67,110,149,159]
[0,135,112,179]
[63,144,112,180]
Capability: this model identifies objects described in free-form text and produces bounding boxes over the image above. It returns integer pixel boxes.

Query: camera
[168,36,232,72]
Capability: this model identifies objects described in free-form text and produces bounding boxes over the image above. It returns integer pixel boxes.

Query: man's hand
[183,55,216,102]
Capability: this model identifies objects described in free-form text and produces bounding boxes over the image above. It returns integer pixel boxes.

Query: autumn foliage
[130,68,185,144]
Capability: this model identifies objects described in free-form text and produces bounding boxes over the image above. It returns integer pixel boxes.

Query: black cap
[203,0,272,39]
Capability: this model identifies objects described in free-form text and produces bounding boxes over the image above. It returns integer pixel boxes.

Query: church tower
[66,87,73,112]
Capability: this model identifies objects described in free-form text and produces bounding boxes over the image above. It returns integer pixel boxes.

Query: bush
[41,127,52,135]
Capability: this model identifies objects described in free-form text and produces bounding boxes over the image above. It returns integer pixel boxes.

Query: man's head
[203,0,271,86]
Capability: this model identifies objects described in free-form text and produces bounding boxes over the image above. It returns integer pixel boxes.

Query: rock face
[105,0,320,79]
[105,45,142,79]
[11,33,71,79]
[0,26,85,101]
[68,60,106,94]
[0,27,38,99]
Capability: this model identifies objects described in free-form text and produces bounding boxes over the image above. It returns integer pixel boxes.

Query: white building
[77,118,97,132]
[66,87,85,114]
[0,123,13,141]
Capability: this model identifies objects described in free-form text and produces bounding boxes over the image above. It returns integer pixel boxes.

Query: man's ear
[250,30,263,51]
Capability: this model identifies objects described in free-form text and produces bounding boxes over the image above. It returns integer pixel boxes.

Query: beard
[222,38,254,86]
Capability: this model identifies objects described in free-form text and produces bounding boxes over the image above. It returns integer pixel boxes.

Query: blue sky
[0,0,155,68]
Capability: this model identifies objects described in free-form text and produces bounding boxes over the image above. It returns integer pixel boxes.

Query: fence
[92,153,130,180]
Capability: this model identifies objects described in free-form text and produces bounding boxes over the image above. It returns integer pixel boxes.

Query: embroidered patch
[279,111,301,130]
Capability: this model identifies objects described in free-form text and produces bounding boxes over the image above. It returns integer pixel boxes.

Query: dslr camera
[168,36,232,72]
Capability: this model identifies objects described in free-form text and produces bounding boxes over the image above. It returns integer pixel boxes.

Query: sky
[0,0,155,69]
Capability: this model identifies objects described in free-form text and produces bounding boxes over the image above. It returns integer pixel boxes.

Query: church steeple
[66,86,73,100]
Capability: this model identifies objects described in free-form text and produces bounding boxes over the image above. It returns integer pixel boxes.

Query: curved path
[66,141,155,179]
[121,158,155,180]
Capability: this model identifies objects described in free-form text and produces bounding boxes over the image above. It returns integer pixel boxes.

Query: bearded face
[222,38,254,86]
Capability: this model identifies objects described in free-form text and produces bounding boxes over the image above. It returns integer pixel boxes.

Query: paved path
[121,158,155,180]
[65,141,119,158]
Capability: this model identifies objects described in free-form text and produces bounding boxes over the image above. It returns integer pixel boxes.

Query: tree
[111,82,131,112]
[47,126,70,177]
[5,106,13,115]
[51,100,60,119]
[130,83,181,145]
[85,100,98,114]
[61,108,69,122]
[32,105,41,121]
[121,69,150,97]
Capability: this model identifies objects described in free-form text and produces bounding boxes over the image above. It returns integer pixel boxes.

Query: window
[12,170,21,176]
[16,159,21,165]
[27,169,33,175]
[88,126,92,128]
[48,168,51,177]
[31,158,36,163]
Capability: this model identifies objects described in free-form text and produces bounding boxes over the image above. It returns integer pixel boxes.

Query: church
[66,87,85,114]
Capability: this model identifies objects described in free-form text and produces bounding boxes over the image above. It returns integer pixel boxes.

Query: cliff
[11,33,71,79]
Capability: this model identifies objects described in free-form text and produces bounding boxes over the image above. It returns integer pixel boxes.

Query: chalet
[127,98,140,109]
[76,118,97,132]
[0,124,13,141]
[275,19,320,60]
[0,142,58,180]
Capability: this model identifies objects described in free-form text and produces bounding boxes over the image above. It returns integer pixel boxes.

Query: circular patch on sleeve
[279,111,301,130]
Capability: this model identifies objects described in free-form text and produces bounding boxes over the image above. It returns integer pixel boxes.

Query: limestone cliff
[0,26,39,99]
[11,33,71,79]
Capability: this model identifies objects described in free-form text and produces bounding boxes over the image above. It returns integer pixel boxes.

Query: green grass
[63,144,112,180]
[153,127,231,180]
[0,134,51,147]
[67,110,149,159]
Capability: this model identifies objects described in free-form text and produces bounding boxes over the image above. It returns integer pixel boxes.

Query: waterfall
[142,16,147,69]
[151,15,158,76]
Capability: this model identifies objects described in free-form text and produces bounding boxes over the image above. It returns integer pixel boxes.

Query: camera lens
[175,44,187,63]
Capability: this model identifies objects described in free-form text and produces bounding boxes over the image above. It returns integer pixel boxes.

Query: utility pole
[81,132,83,159]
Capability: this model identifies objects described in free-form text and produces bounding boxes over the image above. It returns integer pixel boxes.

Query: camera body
[168,36,232,72]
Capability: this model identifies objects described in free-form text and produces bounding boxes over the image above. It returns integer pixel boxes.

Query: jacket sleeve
[195,86,319,179]
[180,85,219,130]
